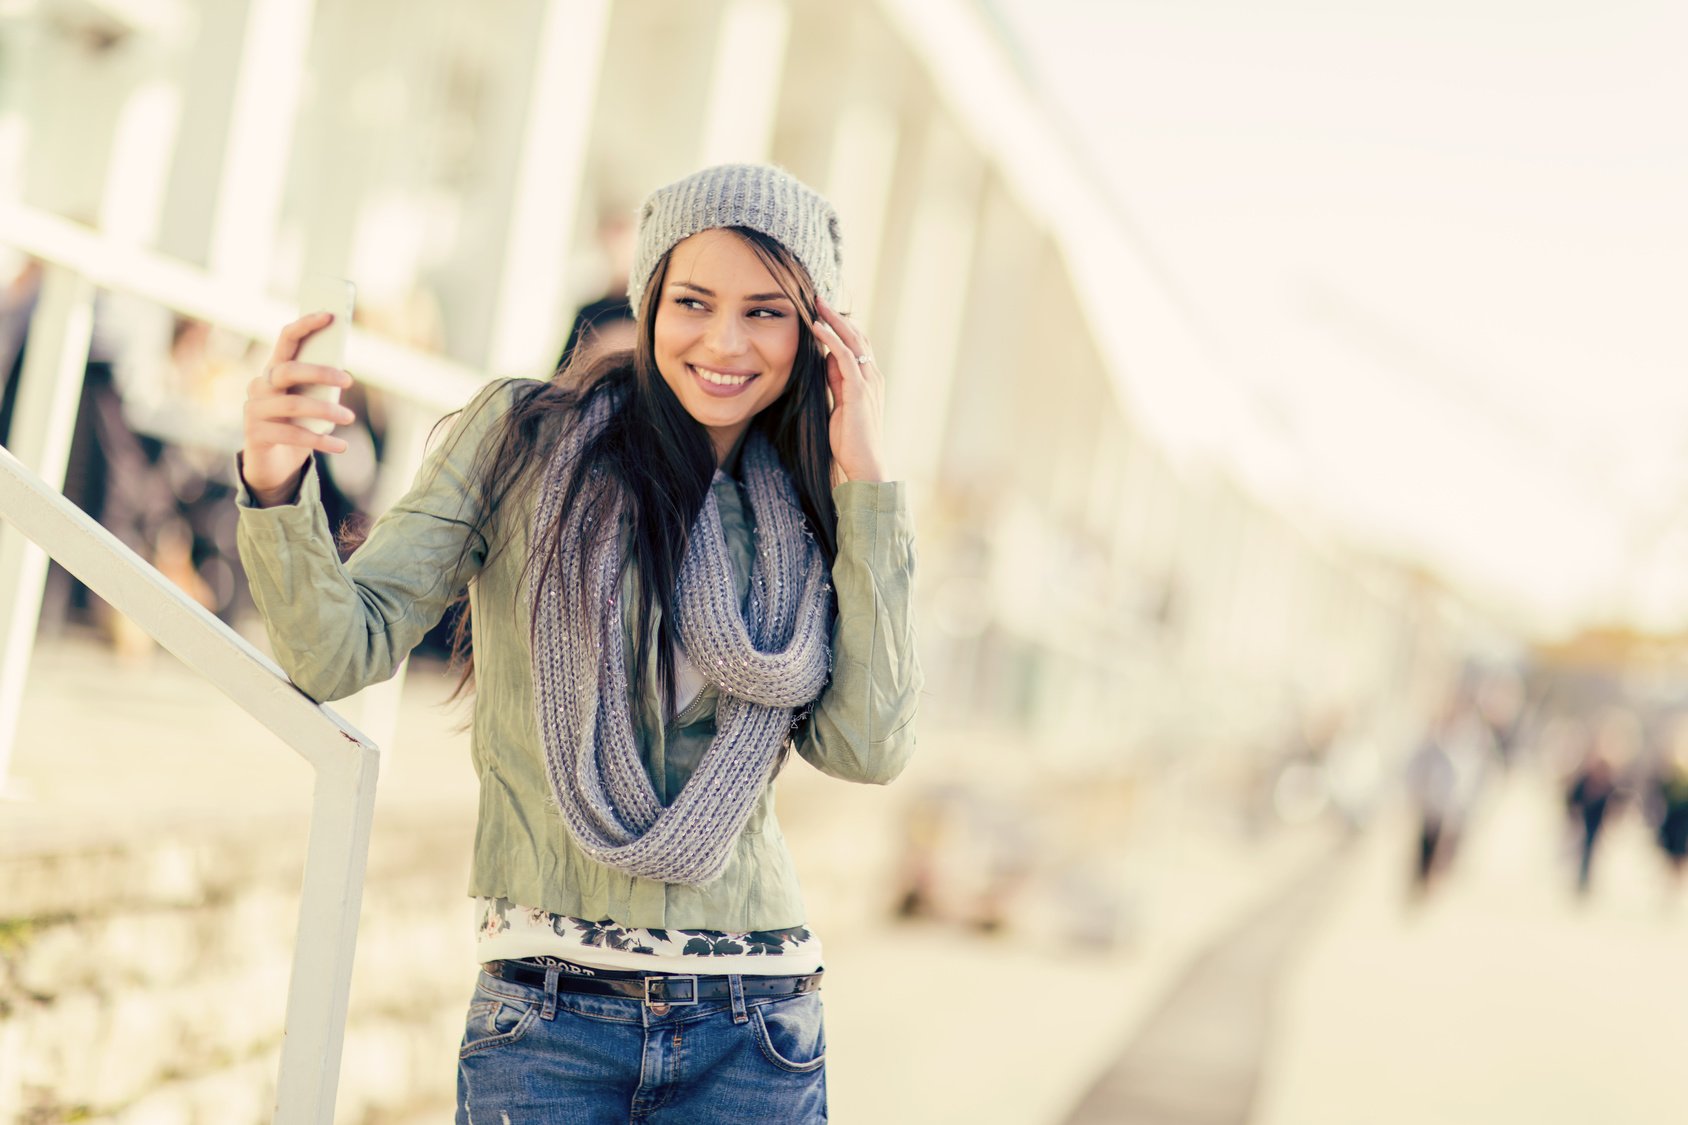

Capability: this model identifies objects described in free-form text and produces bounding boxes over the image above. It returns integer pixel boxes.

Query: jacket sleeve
[795,480,923,784]
[234,378,523,702]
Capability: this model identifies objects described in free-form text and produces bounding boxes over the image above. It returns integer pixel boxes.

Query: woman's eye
[749,308,787,319]
[675,297,707,311]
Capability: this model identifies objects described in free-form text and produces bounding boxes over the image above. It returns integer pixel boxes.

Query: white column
[206,0,317,291]
[99,68,183,248]
[881,120,980,492]
[0,17,41,211]
[825,102,899,316]
[697,0,792,166]
[0,265,96,792]
[0,113,23,214]
[484,0,614,378]
[95,60,186,393]
[156,0,250,265]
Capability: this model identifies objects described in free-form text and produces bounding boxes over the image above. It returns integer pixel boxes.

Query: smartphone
[294,274,356,435]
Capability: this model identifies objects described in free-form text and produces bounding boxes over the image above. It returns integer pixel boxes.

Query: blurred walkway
[1253,772,1688,1125]
[819,827,1334,1125]
[1062,852,1347,1125]
[26,636,1681,1123]
[1039,764,1688,1125]
[2,635,1340,1123]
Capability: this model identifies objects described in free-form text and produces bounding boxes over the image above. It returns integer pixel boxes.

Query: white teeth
[694,366,752,386]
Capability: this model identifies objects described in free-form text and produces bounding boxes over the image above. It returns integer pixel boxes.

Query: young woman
[236,164,921,1123]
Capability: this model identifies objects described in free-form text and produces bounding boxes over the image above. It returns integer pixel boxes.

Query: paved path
[1034,762,1688,1125]
[5,635,1338,1124]
[1253,772,1688,1125]
[1063,853,1347,1125]
[41,636,1676,1125]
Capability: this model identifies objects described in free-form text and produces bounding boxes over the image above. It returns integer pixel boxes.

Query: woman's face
[652,229,802,464]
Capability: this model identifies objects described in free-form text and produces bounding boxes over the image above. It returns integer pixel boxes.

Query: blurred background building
[2,0,1686,1122]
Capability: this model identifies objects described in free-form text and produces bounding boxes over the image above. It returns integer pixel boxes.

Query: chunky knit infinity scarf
[528,393,833,885]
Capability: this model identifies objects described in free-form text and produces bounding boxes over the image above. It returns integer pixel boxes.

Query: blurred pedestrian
[1404,698,1491,896]
[1565,714,1632,897]
[1475,667,1528,770]
[556,292,635,370]
[1650,730,1688,893]
[891,790,947,921]
[1405,731,1455,893]
[237,164,919,1123]
[556,211,638,371]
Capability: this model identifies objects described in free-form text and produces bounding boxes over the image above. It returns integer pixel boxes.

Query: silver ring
[855,353,873,367]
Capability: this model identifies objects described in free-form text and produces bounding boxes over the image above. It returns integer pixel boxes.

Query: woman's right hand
[241,312,358,507]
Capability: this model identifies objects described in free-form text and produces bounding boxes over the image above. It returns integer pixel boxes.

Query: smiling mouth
[689,364,758,388]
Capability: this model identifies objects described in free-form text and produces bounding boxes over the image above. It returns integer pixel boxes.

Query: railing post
[0,263,95,793]
[272,744,380,1124]
[0,445,382,1122]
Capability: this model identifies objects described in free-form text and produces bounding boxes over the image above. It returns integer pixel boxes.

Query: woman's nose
[704,313,747,356]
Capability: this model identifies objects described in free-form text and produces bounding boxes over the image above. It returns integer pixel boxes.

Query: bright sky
[992,0,1688,636]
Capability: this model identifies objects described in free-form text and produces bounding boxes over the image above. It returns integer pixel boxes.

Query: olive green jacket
[236,379,921,931]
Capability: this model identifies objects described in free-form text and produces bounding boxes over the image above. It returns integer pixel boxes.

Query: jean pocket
[459,992,540,1058]
[750,993,827,1073]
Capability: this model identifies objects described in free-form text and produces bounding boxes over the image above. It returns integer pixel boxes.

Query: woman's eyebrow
[670,281,793,303]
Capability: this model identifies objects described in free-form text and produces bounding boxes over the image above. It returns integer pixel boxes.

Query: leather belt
[486,957,823,1006]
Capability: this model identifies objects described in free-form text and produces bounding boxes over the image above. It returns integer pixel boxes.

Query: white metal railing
[0,201,486,785]
[0,442,375,1122]
[0,201,491,1121]
[0,202,484,406]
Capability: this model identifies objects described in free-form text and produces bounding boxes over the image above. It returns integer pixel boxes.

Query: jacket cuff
[832,479,910,526]
[233,454,334,549]
[233,452,323,512]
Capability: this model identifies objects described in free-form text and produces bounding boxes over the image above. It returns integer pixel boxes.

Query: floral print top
[475,897,824,975]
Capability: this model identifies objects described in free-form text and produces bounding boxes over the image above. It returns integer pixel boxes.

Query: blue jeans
[455,964,828,1123]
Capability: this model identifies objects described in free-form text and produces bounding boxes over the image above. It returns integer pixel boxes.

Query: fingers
[259,360,353,395]
[244,381,356,459]
[814,297,866,354]
[246,419,350,454]
[822,351,845,415]
[811,319,860,397]
[246,390,355,425]
[268,311,335,368]
[814,298,882,385]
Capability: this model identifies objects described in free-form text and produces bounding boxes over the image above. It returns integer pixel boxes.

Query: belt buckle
[645,974,699,1006]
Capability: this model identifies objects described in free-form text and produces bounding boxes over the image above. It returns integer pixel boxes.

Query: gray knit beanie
[627,163,843,318]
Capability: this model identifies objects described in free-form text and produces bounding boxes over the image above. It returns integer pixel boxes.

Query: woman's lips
[689,364,759,398]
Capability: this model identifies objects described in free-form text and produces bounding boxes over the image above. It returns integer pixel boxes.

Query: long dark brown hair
[436,226,837,713]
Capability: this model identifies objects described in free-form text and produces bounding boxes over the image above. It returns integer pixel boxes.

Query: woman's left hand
[812,297,887,484]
